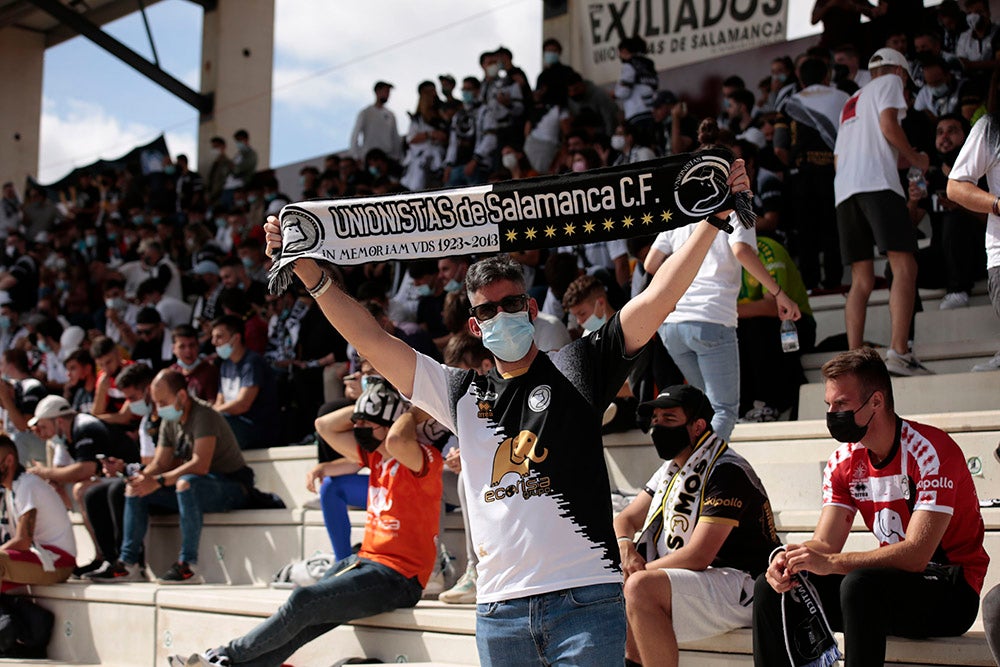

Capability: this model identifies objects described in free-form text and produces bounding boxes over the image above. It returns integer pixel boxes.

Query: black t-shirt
[8,255,38,313]
[70,413,139,465]
[416,293,448,339]
[298,303,347,362]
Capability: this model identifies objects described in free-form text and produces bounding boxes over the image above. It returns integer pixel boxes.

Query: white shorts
[661,566,755,643]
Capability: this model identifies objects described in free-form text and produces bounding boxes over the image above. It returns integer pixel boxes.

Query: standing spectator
[481,49,525,151]
[645,221,800,440]
[136,278,191,329]
[913,54,961,120]
[400,81,447,192]
[212,315,279,449]
[752,348,988,666]
[535,38,576,105]
[812,0,879,51]
[92,370,250,584]
[173,154,204,213]
[833,45,872,88]
[775,57,850,290]
[222,129,258,207]
[566,71,620,137]
[955,0,998,69]
[0,435,76,587]
[615,36,658,133]
[0,182,21,239]
[946,96,1000,371]
[350,81,402,163]
[169,324,219,401]
[205,136,233,211]
[834,48,931,375]
[20,188,59,243]
[444,77,496,187]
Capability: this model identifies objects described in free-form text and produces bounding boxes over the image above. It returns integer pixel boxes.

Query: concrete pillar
[0,26,44,189]
[198,0,274,175]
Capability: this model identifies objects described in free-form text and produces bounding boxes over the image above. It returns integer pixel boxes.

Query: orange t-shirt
[357,443,443,587]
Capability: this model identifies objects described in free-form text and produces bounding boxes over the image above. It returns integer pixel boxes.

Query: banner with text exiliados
[574,0,788,84]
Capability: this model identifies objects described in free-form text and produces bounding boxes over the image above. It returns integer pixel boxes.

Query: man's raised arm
[264,217,417,397]
[618,159,751,356]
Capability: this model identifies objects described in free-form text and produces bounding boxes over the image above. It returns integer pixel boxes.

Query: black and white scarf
[780,565,842,667]
[268,149,755,292]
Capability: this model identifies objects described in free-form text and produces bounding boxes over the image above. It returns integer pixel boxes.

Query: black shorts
[836,190,917,265]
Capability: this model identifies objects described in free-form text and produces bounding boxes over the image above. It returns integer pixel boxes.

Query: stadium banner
[573,0,788,83]
[268,148,755,293]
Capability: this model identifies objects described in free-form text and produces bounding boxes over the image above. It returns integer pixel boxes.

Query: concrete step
[803,340,1000,371]
[798,371,1000,420]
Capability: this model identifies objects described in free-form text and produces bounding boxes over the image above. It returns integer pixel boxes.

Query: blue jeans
[660,321,740,440]
[120,473,246,565]
[319,474,369,561]
[220,555,422,667]
[475,583,625,666]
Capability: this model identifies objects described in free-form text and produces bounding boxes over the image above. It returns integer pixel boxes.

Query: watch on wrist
[156,474,166,487]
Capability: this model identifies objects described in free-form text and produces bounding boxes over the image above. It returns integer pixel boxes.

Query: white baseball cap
[28,395,75,427]
[868,48,909,71]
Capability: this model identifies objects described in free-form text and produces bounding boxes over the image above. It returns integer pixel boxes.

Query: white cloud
[38,97,196,183]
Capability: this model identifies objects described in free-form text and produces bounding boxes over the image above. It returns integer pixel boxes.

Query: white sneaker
[939,292,970,310]
[422,540,456,598]
[439,563,478,604]
[885,349,934,376]
[423,569,445,598]
[972,351,1000,372]
[738,400,780,423]
[165,648,230,666]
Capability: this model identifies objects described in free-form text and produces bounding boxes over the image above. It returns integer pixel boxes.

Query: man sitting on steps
[168,378,443,667]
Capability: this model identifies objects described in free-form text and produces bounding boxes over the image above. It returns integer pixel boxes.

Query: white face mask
[486,64,500,78]
[501,153,519,171]
[610,135,627,151]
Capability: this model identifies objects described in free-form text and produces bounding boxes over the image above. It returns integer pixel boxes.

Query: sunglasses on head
[469,294,529,322]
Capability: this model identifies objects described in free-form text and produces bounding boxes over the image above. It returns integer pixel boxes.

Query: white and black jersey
[411,313,641,603]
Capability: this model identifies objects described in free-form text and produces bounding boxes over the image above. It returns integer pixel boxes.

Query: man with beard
[908,113,986,310]
[614,385,779,667]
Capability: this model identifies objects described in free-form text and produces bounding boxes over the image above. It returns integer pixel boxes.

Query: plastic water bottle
[907,167,927,198]
[780,319,800,353]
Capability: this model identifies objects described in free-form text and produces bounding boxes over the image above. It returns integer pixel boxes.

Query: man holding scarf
[261,157,751,666]
[614,385,780,667]
[753,348,987,666]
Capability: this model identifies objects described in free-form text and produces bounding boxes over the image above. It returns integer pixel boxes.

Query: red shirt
[823,419,989,593]
[357,443,443,587]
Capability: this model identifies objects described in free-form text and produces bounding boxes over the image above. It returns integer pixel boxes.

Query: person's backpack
[271,552,337,589]
[0,595,54,659]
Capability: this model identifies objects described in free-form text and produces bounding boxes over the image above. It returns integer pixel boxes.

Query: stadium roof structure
[0,0,213,113]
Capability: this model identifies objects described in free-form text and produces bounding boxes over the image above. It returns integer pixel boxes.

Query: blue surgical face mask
[929,83,950,97]
[582,308,607,333]
[175,357,198,371]
[56,280,70,293]
[85,235,98,248]
[128,400,151,417]
[132,214,145,225]
[478,310,534,362]
[444,278,462,294]
[241,257,255,271]
[216,343,234,360]
[543,51,560,67]
[368,165,380,178]
[215,217,228,230]
[415,284,432,298]
[158,401,183,422]
[37,340,50,354]
[0,316,10,331]
[461,89,476,104]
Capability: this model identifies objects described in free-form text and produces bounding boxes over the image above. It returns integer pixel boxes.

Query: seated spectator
[171,370,441,667]
[437,256,468,296]
[913,54,961,120]
[100,278,139,348]
[92,370,251,584]
[736,234,815,422]
[136,277,192,329]
[27,395,138,564]
[212,315,279,449]
[131,307,174,371]
[91,336,132,418]
[311,376,408,561]
[169,324,219,401]
[753,349,988,666]
[237,239,269,285]
[0,435,76,588]
[219,256,266,308]
[0,348,48,463]
[79,363,158,579]
[34,317,69,391]
[616,385,780,667]
[219,288,267,355]
[190,260,224,338]
[64,348,98,413]
[0,293,28,351]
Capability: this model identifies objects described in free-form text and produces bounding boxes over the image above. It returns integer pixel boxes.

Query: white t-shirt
[6,472,76,557]
[409,315,638,603]
[530,106,570,144]
[155,295,193,329]
[956,26,999,62]
[533,311,571,352]
[948,116,1000,269]
[651,219,756,328]
[833,74,907,206]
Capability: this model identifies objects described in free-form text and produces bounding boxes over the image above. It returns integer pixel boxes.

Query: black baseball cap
[638,385,715,423]
[373,81,394,92]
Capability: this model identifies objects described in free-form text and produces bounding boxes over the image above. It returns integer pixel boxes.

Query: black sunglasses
[469,294,529,322]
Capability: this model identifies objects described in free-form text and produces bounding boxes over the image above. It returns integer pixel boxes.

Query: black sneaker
[87,560,145,583]
[72,558,108,579]
[157,561,204,585]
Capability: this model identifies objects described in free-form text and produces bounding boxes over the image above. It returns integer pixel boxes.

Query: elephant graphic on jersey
[491,430,547,486]
[874,507,906,544]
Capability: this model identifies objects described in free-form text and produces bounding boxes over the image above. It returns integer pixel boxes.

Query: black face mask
[353,426,381,453]
[650,424,692,461]
[826,392,876,443]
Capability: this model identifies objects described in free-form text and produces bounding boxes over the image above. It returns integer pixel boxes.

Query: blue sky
[37,0,826,184]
